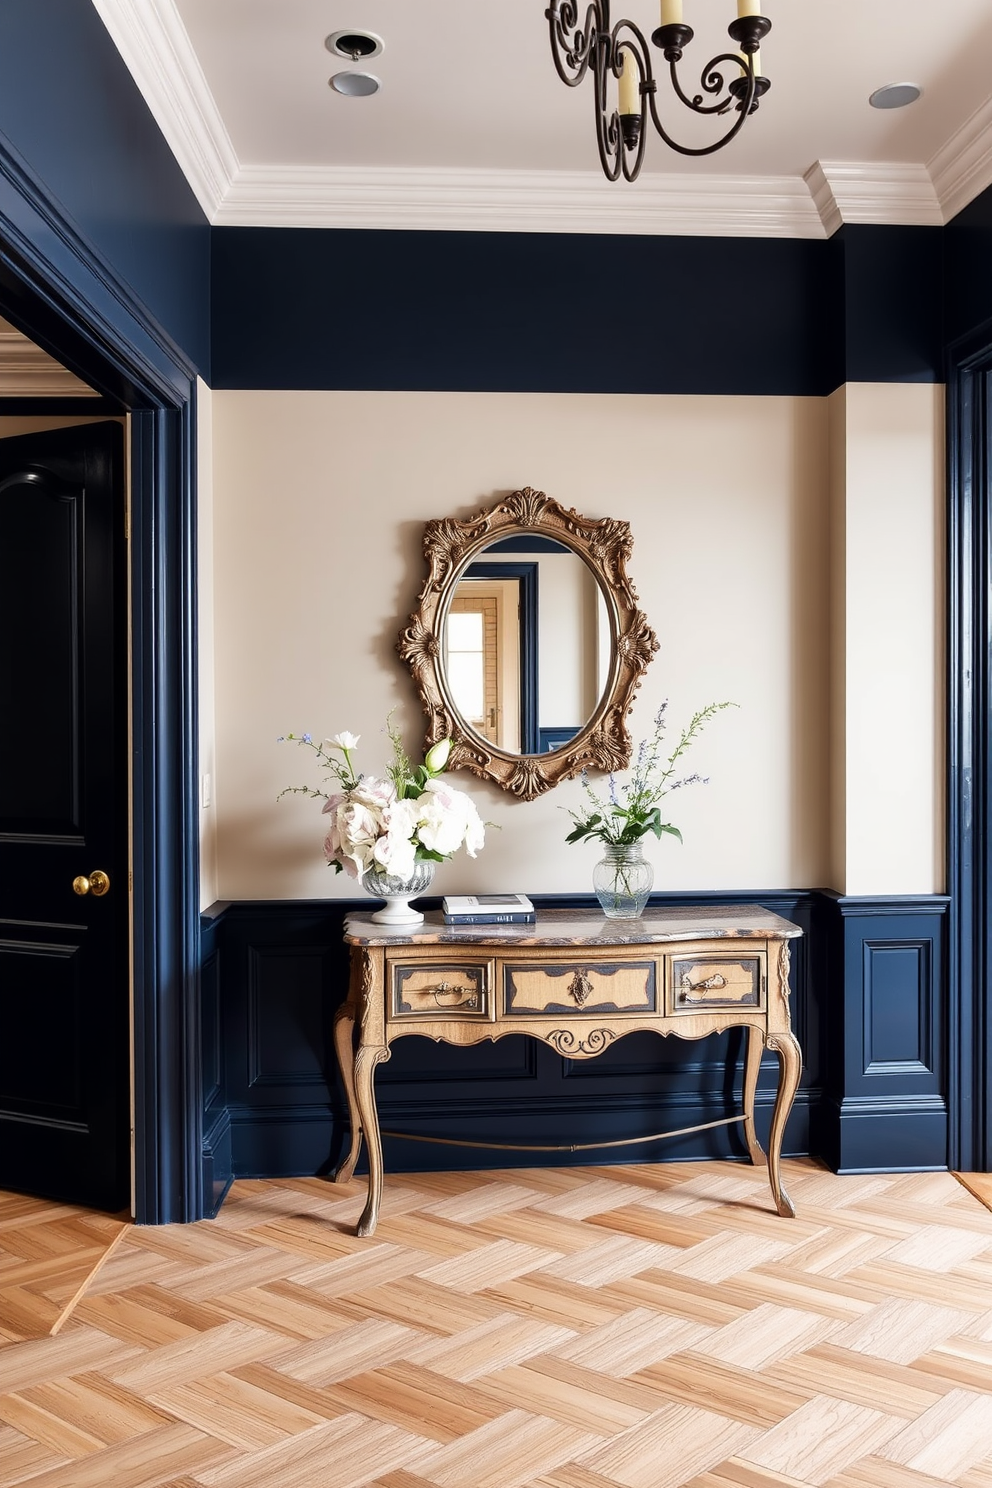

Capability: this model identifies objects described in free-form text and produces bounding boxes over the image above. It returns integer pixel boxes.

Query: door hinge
[124,509,130,540]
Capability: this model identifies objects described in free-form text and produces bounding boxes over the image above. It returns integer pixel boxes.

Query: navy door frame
[948,320,992,1173]
[0,141,202,1220]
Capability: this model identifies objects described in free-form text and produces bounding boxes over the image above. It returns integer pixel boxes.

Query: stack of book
[442,894,535,925]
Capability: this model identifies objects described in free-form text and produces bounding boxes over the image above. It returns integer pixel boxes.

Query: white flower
[418,777,485,858]
[424,737,452,773]
[282,720,486,879]
[350,776,395,815]
[324,795,381,877]
[329,731,360,751]
[371,797,420,879]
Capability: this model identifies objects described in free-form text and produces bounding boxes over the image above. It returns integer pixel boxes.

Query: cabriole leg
[354,1043,390,1236]
[742,1024,767,1167]
[766,1030,802,1218]
[331,998,362,1183]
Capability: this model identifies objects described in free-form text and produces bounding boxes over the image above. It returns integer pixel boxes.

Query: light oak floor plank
[1,1163,991,1488]
[955,1173,992,1214]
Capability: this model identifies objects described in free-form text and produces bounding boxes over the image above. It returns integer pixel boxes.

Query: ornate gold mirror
[398,488,658,799]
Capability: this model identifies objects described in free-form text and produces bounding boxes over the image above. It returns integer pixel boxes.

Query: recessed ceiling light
[325,29,383,61]
[869,82,922,110]
[329,71,380,98]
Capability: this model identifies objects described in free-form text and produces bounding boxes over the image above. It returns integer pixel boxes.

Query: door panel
[0,422,128,1210]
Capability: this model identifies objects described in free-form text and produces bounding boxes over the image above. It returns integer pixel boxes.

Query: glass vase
[592,842,653,919]
[361,859,436,925]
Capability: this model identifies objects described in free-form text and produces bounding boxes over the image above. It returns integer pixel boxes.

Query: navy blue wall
[210,225,943,396]
[0,1,209,374]
[945,181,992,350]
[837,226,943,384]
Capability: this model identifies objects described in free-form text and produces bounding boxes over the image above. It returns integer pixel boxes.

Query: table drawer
[669,952,765,1013]
[391,960,494,1020]
[503,959,657,1017]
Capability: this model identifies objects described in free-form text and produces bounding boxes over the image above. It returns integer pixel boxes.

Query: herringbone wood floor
[3,1161,992,1488]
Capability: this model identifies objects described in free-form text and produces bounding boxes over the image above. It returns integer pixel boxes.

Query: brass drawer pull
[431,981,479,1009]
[568,970,593,1006]
[680,972,727,1001]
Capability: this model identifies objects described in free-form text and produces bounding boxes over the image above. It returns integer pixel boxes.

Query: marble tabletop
[344,904,803,948]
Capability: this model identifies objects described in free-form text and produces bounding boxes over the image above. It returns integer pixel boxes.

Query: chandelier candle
[618,48,639,114]
[547,0,771,180]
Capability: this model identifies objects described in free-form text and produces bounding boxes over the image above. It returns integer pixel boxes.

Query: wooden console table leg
[354,1044,390,1237]
[331,998,362,1183]
[742,1025,767,1167]
[765,1030,802,1218]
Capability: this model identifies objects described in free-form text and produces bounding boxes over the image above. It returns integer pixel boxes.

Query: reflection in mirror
[444,539,610,754]
[398,487,658,799]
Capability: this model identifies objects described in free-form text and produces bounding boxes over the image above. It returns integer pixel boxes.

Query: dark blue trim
[815,894,949,1172]
[129,405,202,1223]
[0,139,199,403]
[486,536,571,555]
[539,726,580,753]
[946,326,992,1171]
[0,135,203,1222]
[0,1,209,373]
[464,560,539,754]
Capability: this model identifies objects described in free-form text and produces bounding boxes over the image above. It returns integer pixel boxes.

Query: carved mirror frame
[397,487,659,800]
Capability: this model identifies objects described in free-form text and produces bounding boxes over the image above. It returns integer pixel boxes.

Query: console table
[333,905,803,1236]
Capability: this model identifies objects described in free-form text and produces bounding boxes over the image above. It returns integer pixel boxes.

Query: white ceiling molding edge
[213,165,827,238]
[0,323,97,396]
[91,0,992,237]
[90,0,236,221]
[929,95,992,225]
[806,162,942,234]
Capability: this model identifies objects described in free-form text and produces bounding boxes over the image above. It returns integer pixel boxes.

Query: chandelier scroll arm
[643,52,755,158]
[666,50,753,118]
[593,32,624,181]
[548,5,772,178]
[546,0,608,88]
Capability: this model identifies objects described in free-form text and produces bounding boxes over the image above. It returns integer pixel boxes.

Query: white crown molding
[90,0,992,236]
[214,164,827,238]
[805,161,942,234]
[0,326,97,396]
[929,94,992,225]
[90,0,237,221]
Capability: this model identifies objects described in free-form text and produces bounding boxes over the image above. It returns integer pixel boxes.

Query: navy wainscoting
[199,890,948,1215]
[815,894,950,1172]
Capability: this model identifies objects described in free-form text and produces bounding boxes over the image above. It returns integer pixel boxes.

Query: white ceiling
[92,0,992,236]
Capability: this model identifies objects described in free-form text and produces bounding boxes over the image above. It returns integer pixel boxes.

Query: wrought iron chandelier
[547,0,771,181]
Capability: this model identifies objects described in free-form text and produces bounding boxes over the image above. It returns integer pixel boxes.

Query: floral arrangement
[564,700,736,849]
[279,719,484,881]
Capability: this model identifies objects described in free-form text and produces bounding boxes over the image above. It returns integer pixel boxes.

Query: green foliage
[564,700,736,849]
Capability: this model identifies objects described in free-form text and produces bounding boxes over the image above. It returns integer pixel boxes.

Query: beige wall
[830,383,945,896]
[207,390,840,901]
[196,379,219,910]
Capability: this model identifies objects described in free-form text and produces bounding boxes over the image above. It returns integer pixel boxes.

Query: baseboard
[815,1093,948,1173]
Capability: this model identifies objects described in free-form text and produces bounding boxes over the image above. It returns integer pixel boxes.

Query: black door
[0,422,129,1210]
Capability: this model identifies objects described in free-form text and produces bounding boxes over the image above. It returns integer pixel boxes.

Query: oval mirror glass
[443,537,611,755]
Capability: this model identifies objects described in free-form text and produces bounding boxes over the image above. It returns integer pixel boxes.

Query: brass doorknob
[72,870,110,897]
